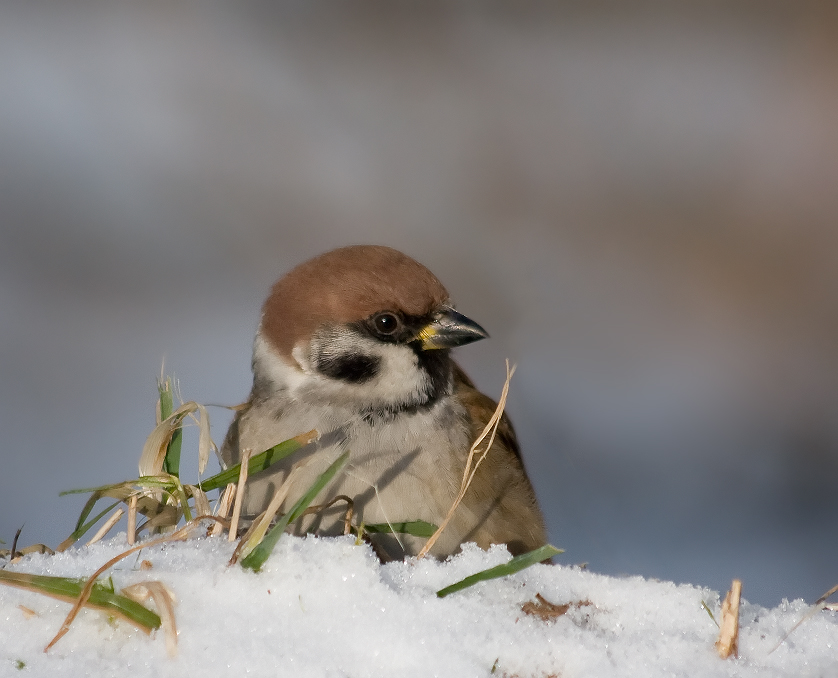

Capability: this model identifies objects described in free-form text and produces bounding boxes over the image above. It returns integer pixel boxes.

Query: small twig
[769,582,838,654]
[297,495,355,535]
[126,495,138,546]
[417,360,515,558]
[228,449,251,542]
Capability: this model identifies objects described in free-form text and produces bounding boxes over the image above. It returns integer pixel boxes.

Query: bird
[220,245,546,559]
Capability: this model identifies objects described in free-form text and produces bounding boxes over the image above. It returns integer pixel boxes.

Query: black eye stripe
[316,353,381,383]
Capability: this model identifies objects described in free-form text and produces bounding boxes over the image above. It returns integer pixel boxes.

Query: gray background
[2,1,837,607]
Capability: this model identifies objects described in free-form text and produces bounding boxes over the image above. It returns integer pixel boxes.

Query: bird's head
[252,245,488,413]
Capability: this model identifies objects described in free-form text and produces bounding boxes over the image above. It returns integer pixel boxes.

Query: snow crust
[1,534,835,677]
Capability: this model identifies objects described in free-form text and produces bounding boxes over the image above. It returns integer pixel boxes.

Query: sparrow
[220,245,546,559]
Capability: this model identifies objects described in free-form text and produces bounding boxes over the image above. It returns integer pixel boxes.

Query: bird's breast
[233,395,471,553]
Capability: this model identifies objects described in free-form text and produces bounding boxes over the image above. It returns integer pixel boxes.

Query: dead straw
[43,515,224,653]
[227,449,251,542]
[716,579,742,659]
[417,360,515,559]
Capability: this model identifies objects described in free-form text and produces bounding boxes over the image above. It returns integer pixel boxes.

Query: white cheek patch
[371,342,425,401]
[252,331,309,396]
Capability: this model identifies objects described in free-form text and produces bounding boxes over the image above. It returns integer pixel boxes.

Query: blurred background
[2,0,837,608]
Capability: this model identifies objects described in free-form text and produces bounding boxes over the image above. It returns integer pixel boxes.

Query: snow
[1,534,835,677]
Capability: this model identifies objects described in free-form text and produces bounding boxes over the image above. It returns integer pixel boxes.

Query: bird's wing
[450,362,547,555]
[452,362,524,465]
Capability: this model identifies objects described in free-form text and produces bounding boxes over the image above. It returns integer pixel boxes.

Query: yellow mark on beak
[417,324,440,349]
[416,308,489,350]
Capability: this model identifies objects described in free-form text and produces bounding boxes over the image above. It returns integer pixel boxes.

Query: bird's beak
[417,307,489,350]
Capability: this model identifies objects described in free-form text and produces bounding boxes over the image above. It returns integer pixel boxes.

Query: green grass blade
[63,477,177,496]
[158,377,182,478]
[436,544,562,598]
[133,477,176,489]
[0,571,161,632]
[199,431,316,493]
[241,451,349,572]
[169,475,192,522]
[164,429,183,478]
[363,520,438,538]
[71,491,105,532]
[63,500,123,545]
[60,481,140,496]
[61,475,178,498]
[701,600,719,627]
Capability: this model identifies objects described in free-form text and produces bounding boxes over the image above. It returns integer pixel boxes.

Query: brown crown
[261,245,450,359]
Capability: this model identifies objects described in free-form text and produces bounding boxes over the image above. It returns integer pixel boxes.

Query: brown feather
[262,245,449,361]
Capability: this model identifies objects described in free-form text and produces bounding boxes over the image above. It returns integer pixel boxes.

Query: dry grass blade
[362,521,437,538]
[139,401,203,477]
[43,515,223,653]
[228,449,252,542]
[716,579,742,659]
[0,544,55,560]
[211,484,236,537]
[229,464,304,565]
[58,502,121,551]
[58,486,135,551]
[769,582,838,654]
[418,360,515,559]
[188,485,211,518]
[135,505,180,535]
[122,582,178,657]
[85,508,125,546]
[193,403,216,475]
[61,473,198,549]
[240,452,349,573]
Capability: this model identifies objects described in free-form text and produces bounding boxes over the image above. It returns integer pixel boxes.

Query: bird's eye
[373,312,399,335]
